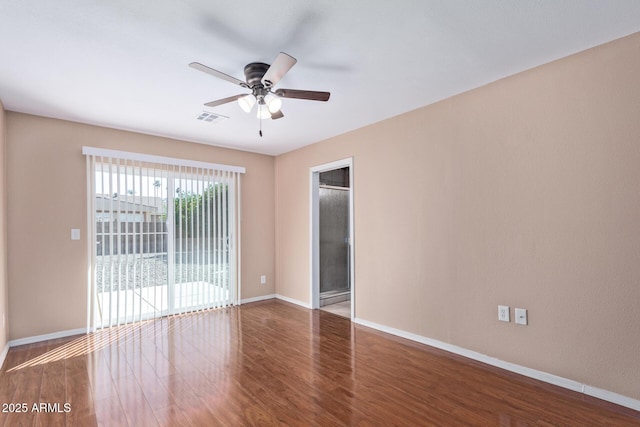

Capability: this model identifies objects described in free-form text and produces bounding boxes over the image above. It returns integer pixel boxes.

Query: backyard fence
[96,221,167,255]
[96,221,230,258]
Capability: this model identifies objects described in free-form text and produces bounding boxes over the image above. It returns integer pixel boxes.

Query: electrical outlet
[498,305,510,322]
[515,308,528,325]
[260,275,266,285]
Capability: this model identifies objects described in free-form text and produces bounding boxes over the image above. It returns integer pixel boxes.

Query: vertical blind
[84,147,244,330]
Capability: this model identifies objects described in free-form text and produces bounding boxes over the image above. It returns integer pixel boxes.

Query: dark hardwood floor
[1,299,638,426]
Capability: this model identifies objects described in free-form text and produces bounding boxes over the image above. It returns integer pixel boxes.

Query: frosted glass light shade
[238,95,256,113]
[265,94,282,114]
[256,105,271,119]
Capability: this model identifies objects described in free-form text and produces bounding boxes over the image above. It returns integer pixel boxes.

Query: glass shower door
[319,186,350,295]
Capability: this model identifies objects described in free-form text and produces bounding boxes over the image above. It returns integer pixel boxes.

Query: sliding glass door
[171,169,235,315]
[86,149,241,329]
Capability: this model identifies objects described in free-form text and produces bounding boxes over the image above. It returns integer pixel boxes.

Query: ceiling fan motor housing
[244,62,271,87]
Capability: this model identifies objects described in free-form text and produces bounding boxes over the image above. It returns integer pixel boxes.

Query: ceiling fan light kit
[189,52,330,136]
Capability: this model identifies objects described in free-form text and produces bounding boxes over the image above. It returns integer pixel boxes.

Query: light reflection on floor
[7,310,212,371]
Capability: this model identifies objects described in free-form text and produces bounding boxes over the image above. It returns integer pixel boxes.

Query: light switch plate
[71,228,81,240]
[515,308,528,325]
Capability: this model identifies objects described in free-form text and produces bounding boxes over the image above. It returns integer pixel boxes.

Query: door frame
[309,157,354,319]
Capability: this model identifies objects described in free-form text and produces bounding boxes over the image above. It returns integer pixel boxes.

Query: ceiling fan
[189,52,330,135]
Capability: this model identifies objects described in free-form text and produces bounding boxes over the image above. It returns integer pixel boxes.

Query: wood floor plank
[4,364,43,426]
[65,356,96,425]
[1,299,639,426]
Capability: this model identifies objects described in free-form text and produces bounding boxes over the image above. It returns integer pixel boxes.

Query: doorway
[310,158,354,319]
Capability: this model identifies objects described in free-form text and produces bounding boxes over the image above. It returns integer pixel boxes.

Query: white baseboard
[240,294,276,304]
[8,328,87,348]
[354,317,640,412]
[0,342,9,370]
[584,386,640,412]
[275,294,312,309]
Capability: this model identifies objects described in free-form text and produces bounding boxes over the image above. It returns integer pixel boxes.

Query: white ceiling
[1,1,639,156]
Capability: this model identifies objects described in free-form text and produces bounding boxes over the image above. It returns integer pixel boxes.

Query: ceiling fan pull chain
[259,119,263,138]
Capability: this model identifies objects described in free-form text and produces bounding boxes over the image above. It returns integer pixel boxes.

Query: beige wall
[0,99,8,354]
[275,33,640,400]
[6,114,275,340]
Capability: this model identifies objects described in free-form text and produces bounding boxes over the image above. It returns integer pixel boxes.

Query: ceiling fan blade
[271,110,284,120]
[261,52,297,88]
[274,89,330,101]
[204,94,246,107]
[189,62,248,88]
